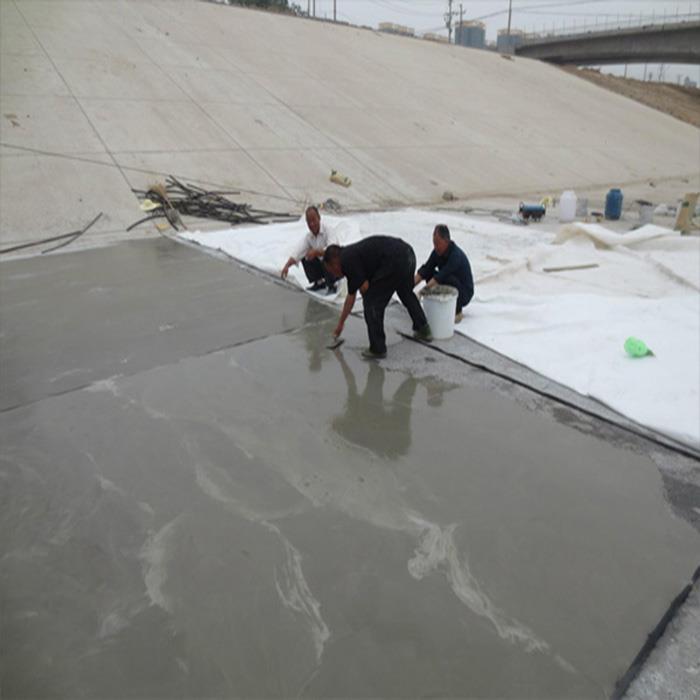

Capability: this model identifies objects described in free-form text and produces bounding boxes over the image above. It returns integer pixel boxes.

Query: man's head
[433,224,451,256]
[305,205,321,236]
[323,244,343,279]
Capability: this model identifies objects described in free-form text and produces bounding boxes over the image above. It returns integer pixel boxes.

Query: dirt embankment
[562,67,700,128]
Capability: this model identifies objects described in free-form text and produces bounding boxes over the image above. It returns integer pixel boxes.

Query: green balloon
[624,337,653,358]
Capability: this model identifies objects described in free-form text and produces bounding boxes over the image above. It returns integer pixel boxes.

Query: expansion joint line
[612,564,700,700]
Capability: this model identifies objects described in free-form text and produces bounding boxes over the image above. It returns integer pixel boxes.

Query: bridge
[515,19,700,65]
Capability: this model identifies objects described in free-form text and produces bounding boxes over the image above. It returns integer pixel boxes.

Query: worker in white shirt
[281,206,338,293]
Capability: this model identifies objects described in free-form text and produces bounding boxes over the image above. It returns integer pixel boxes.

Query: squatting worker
[323,236,433,360]
[281,206,338,293]
[414,224,474,322]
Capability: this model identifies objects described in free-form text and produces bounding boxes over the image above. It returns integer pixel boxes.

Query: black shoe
[361,347,387,360]
[307,281,326,292]
[413,324,433,342]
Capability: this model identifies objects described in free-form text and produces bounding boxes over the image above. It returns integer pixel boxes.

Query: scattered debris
[329,170,352,188]
[655,203,676,217]
[139,198,161,212]
[542,263,599,273]
[0,212,103,256]
[129,177,296,231]
[442,190,456,202]
[321,198,342,213]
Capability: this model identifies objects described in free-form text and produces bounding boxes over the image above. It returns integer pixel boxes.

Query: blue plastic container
[605,188,623,220]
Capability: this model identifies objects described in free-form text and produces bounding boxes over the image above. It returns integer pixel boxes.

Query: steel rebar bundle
[129,176,296,231]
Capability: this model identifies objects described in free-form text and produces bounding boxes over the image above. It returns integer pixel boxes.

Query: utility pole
[312,0,315,18]
[459,3,463,44]
[445,0,453,43]
[507,0,513,37]
[333,0,336,22]
[306,0,309,16]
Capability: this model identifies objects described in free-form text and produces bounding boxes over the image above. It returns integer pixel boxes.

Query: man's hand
[281,256,296,279]
[334,292,356,340]
[414,273,423,287]
[359,280,369,295]
[306,248,322,261]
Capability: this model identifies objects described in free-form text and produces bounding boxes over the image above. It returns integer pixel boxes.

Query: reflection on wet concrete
[331,349,458,460]
[299,298,336,373]
[333,354,416,460]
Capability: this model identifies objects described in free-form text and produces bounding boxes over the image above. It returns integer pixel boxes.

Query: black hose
[398,332,700,463]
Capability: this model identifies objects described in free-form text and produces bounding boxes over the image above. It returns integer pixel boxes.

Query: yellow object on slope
[330,170,352,188]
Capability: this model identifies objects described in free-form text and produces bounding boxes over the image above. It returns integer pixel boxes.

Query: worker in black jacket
[415,224,474,322]
[323,236,432,359]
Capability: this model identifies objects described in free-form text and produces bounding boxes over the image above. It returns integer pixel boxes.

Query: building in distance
[497,28,525,53]
[378,22,415,37]
[455,21,485,49]
[423,32,449,44]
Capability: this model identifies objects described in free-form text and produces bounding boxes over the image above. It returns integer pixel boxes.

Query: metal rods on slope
[129,177,296,231]
[0,212,103,256]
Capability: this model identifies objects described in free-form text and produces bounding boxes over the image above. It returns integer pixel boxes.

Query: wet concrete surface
[1,240,699,698]
[0,238,308,412]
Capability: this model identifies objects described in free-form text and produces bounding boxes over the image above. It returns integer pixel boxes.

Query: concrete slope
[1,0,698,245]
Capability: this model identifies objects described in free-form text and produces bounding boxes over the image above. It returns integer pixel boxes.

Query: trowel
[326,337,345,350]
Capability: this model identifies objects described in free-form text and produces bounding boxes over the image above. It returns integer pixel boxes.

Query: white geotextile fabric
[183,210,700,448]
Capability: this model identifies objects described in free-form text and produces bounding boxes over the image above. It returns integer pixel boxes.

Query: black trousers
[363,248,428,354]
[302,257,335,287]
[441,274,474,314]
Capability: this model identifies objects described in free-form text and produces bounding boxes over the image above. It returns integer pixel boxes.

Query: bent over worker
[281,206,337,293]
[415,224,474,322]
[323,236,432,359]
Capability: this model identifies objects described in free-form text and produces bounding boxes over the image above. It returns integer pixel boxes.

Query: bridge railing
[520,12,700,43]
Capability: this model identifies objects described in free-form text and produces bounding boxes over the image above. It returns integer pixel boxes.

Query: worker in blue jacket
[414,224,474,322]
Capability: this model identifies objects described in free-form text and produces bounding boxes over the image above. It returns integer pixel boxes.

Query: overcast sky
[304,0,700,82]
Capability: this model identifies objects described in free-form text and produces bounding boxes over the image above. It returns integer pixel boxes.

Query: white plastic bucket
[638,201,654,225]
[559,190,577,222]
[421,285,458,339]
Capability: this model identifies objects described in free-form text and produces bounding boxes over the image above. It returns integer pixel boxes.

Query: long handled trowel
[326,337,345,350]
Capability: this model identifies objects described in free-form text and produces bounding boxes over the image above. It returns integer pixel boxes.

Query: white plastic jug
[559,190,577,223]
[421,286,458,340]
[638,200,654,226]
